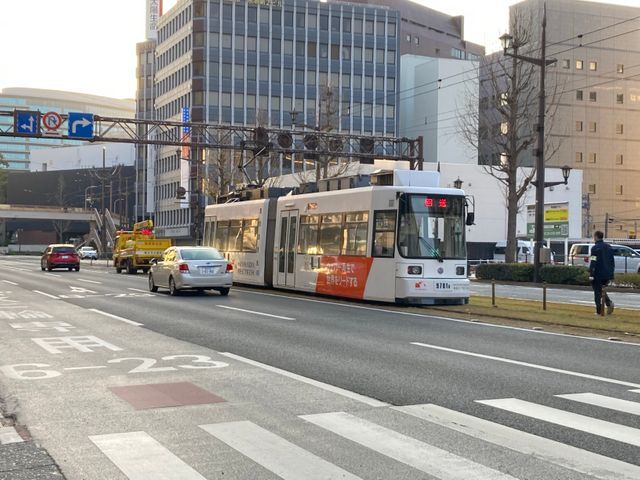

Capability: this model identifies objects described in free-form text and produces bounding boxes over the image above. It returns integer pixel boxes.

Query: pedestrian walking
[589,231,615,315]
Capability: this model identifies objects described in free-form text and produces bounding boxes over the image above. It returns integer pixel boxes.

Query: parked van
[494,241,533,263]
[569,243,640,273]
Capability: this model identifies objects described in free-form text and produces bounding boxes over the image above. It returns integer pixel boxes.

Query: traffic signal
[176,186,187,199]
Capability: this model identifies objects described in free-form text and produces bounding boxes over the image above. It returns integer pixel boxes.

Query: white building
[29,143,135,172]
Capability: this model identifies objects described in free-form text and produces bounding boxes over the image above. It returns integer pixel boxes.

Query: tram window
[298,215,320,254]
[242,219,258,252]
[343,212,368,256]
[372,211,396,257]
[203,222,213,246]
[319,213,343,255]
[228,220,243,252]
[214,220,229,251]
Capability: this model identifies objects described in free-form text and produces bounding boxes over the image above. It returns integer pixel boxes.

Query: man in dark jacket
[589,231,615,315]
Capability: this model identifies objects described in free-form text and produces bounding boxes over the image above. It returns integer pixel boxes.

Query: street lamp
[453,177,463,189]
[531,165,572,188]
[84,185,99,208]
[500,2,557,283]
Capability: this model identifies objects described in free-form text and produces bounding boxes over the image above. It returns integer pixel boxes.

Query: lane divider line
[43,272,62,277]
[219,352,388,407]
[216,304,295,321]
[1,280,18,286]
[128,288,151,293]
[77,278,102,284]
[235,289,640,348]
[88,308,143,327]
[0,426,24,445]
[411,342,640,389]
[33,290,59,300]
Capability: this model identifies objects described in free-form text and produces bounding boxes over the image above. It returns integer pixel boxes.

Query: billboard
[526,202,569,238]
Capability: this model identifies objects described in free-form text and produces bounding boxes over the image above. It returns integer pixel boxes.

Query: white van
[493,241,534,263]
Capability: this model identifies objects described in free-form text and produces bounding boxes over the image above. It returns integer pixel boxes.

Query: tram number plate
[435,282,452,290]
[199,266,219,275]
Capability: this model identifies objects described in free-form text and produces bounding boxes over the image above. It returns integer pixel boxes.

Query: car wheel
[41,263,45,271]
[126,261,137,274]
[169,277,180,296]
[68,267,73,271]
[116,263,123,274]
[75,265,80,272]
[148,274,158,292]
[217,287,230,296]
[196,288,206,295]
[47,266,53,271]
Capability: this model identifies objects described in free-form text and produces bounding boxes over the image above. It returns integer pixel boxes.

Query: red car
[41,244,80,272]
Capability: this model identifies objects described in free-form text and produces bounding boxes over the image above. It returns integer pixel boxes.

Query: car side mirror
[150,258,158,265]
[465,212,475,226]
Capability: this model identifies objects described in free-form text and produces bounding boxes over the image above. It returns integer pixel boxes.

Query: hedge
[476,263,590,285]
[614,273,640,289]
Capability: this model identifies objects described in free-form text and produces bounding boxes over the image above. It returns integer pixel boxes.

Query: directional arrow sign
[14,111,41,136]
[67,112,94,139]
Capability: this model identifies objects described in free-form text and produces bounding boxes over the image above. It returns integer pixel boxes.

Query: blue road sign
[67,112,94,139]
[14,111,40,135]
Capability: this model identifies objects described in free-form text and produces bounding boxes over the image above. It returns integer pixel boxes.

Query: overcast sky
[0,0,638,99]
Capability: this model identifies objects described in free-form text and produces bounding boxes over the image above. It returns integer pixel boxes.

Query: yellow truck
[112,220,172,274]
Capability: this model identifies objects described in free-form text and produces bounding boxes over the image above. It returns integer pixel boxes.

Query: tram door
[277,210,298,287]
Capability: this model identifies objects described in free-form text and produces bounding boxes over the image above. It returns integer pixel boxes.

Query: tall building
[147,0,401,240]
[510,0,640,238]
[0,88,134,170]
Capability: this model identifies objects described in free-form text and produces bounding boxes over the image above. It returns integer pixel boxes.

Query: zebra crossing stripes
[393,403,640,480]
[89,431,206,480]
[0,426,23,444]
[301,411,518,480]
[556,393,640,416]
[477,398,640,447]
[200,421,362,480]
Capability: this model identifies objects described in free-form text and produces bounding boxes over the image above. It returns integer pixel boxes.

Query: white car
[569,243,640,273]
[77,246,98,260]
[148,246,233,296]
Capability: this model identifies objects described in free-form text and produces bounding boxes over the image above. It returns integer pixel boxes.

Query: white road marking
[301,412,517,480]
[201,421,362,480]
[64,366,108,371]
[394,403,640,480]
[631,389,640,394]
[77,278,102,284]
[32,336,123,354]
[236,289,640,347]
[2,280,18,286]
[89,308,143,326]
[478,398,640,447]
[44,272,61,277]
[556,393,640,416]
[90,431,206,480]
[0,427,23,444]
[216,304,295,320]
[411,342,640,389]
[219,352,388,407]
[32,290,59,300]
[128,288,150,293]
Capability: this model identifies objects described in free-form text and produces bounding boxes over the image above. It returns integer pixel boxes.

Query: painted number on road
[0,363,62,380]
[108,355,228,373]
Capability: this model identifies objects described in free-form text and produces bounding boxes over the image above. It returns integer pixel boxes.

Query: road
[471,281,640,310]
[0,255,639,480]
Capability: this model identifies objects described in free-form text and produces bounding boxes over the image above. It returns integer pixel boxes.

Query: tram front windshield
[398,194,466,260]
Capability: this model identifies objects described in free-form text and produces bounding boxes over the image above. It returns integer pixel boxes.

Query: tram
[203,170,471,304]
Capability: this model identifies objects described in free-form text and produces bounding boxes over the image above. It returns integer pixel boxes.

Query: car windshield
[53,247,75,253]
[179,248,224,260]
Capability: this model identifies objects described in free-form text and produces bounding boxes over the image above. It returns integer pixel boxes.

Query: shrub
[476,263,534,282]
[539,265,590,285]
[614,273,640,289]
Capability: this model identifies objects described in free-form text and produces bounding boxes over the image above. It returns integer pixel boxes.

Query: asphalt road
[0,255,639,479]
[471,281,640,310]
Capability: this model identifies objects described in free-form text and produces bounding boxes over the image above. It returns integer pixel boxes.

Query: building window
[451,48,464,59]
[616,154,624,165]
[414,36,420,45]
[617,64,624,74]
[588,184,596,194]
[588,122,596,132]
[406,34,411,43]
[589,61,597,71]
[616,123,624,134]
[365,20,374,34]
[575,121,583,132]
[376,49,384,63]
[589,91,597,102]
[576,90,583,100]
[615,185,623,195]
[588,152,596,163]
[575,152,583,163]
[562,59,570,68]
[576,60,583,70]
[617,93,624,104]
[388,22,396,37]
[365,48,373,62]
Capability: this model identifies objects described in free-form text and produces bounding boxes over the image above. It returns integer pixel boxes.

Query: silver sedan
[148,246,233,296]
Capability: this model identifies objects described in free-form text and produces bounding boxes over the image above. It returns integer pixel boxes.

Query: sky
[1,0,639,100]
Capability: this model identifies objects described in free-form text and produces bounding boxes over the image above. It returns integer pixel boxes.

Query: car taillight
[584,257,589,263]
[179,263,190,272]
[226,263,233,272]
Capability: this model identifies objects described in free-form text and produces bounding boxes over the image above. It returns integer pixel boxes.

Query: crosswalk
[89,389,640,480]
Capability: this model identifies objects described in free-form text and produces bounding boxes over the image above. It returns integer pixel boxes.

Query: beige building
[513,0,640,238]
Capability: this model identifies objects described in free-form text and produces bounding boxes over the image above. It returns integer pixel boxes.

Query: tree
[458,9,561,263]
[0,152,8,203]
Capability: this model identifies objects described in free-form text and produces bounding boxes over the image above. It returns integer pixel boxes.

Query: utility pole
[605,212,609,239]
[101,147,106,260]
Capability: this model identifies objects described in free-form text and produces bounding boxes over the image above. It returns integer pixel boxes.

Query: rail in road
[0,255,639,479]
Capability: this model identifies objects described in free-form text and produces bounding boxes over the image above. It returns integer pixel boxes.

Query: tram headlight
[407,265,422,275]
[456,266,465,276]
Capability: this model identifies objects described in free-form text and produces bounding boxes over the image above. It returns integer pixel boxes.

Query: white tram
[203,170,470,304]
